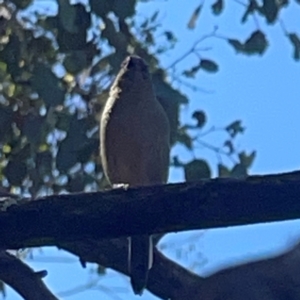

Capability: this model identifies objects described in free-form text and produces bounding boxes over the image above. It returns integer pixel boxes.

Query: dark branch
[193,241,300,299]
[0,251,58,300]
[60,238,201,300]
[1,171,300,300]
[1,171,300,249]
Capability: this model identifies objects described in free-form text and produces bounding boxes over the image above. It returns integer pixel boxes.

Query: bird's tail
[128,235,153,295]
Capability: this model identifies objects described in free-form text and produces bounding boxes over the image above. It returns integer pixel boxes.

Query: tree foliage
[0,0,269,199]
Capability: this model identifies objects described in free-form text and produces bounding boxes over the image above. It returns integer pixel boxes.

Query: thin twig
[166,28,218,70]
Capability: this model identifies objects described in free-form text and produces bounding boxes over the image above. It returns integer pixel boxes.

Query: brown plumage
[100,55,170,295]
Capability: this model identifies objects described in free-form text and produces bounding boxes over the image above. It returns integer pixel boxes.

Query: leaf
[218,163,231,177]
[22,114,45,145]
[152,70,186,145]
[226,120,245,138]
[67,174,85,192]
[63,51,88,74]
[230,163,248,178]
[200,59,219,73]
[0,280,5,298]
[27,36,56,61]
[90,0,112,17]
[56,139,78,173]
[54,111,72,131]
[228,39,245,53]
[90,55,111,76]
[14,144,31,161]
[101,17,127,51]
[77,139,99,164]
[212,0,224,15]
[224,140,234,154]
[150,10,159,22]
[4,160,27,186]
[56,117,89,172]
[177,129,193,150]
[57,4,90,51]
[192,110,206,128]
[182,65,201,78]
[241,0,259,23]
[0,34,21,80]
[41,16,59,31]
[184,159,211,181]
[279,0,288,5]
[187,4,203,29]
[112,0,136,20]
[144,29,155,45]
[0,106,13,141]
[261,0,278,24]
[182,58,218,77]
[58,0,78,33]
[97,265,107,275]
[228,31,268,56]
[10,0,32,9]
[238,151,256,168]
[244,30,268,55]
[36,151,52,176]
[31,63,65,107]
[57,2,91,50]
[164,31,176,42]
[288,33,300,61]
[172,156,184,167]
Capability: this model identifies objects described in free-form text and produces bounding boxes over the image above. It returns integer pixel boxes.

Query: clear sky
[7,1,300,299]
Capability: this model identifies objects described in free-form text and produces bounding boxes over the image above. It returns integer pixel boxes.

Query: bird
[100,55,170,295]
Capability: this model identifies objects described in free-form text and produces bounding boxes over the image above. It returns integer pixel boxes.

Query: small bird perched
[100,55,170,295]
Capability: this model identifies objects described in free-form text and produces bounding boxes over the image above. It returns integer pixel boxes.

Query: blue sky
[7,1,300,299]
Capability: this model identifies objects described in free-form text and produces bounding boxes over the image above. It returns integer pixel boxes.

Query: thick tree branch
[194,241,300,299]
[60,238,201,300]
[1,171,300,300]
[0,251,58,300]
[1,171,300,249]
